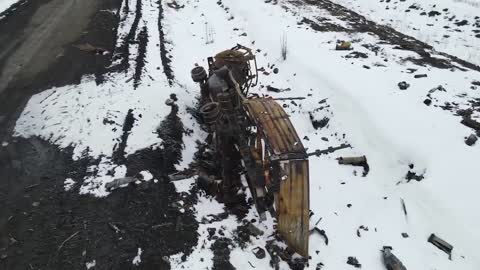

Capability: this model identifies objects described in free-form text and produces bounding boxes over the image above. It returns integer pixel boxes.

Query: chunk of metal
[337,155,370,176]
[428,234,453,259]
[382,246,407,270]
[308,143,351,157]
[191,66,207,82]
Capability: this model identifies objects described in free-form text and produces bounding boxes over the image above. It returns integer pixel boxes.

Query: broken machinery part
[308,143,351,157]
[382,246,407,270]
[337,155,370,176]
[428,234,453,260]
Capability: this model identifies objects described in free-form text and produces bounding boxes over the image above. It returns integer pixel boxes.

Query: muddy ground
[0,0,198,269]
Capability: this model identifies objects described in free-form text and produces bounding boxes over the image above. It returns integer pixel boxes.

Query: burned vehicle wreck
[190,45,310,257]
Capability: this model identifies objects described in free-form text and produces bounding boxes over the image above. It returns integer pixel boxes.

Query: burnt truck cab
[190,45,310,257]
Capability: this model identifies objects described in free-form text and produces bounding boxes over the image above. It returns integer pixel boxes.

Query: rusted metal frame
[270,152,308,161]
[224,99,267,216]
[260,100,293,153]
[245,101,286,154]
[269,100,303,151]
[255,100,289,153]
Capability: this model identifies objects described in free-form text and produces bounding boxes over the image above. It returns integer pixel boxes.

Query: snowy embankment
[331,0,480,65]
[0,0,18,12]
[0,0,23,18]
[12,0,480,269]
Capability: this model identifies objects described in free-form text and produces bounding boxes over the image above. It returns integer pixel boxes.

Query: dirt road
[0,0,97,96]
[1,1,198,269]
[0,0,120,139]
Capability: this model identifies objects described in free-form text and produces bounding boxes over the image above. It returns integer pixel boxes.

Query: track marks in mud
[116,0,143,72]
[113,109,136,164]
[134,26,148,89]
[112,0,174,88]
[158,0,174,85]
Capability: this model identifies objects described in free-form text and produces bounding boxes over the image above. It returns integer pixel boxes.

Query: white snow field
[331,0,480,65]
[13,0,480,269]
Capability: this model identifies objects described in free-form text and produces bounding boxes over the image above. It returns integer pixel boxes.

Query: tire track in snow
[158,0,174,85]
[117,0,143,72]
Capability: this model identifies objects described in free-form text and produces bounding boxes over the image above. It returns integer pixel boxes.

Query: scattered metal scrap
[397,81,410,90]
[356,225,369,237]
[272,97,306,101]
[336,40,353,50]
[400,198,408,218]
[308,143,351,157]
[428,233,453,260]
[266,85,291,93]
[465,134,478,146]
[310,227,329,245]
[382,246,407,270]
[337,155,370,176]
[252,246,266,259]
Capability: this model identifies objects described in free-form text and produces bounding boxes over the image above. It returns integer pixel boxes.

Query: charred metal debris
[190,44,310,256]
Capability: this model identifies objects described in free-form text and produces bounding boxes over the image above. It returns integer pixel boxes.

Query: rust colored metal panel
[278,159,309,257]
[244,98,305,155]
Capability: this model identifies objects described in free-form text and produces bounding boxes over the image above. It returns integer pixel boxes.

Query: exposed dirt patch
[1,101,198,269]
[0,1,199,269]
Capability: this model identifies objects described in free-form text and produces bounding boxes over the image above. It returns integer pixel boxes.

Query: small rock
[316,262,324,269]
[273,68,279,74]
[347,204,352,208]
[32,202,40,207]
[465,134,478,146]
[402,233,409,238]
[423,99,432,106]
[1,254,7,260]
[414,74,428,78]
[321,137,329,142]
[398,81,410,90]
[472,81,480,87]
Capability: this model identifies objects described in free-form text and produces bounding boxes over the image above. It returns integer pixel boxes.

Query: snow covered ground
[12,0,480,269]
[0,0,21,15]
[331,0,480,65]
